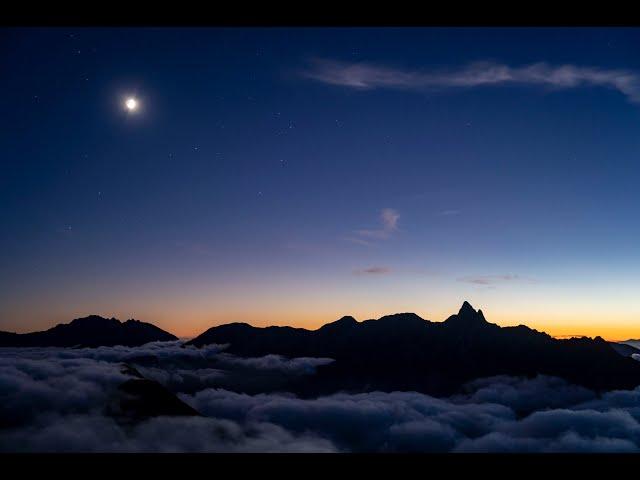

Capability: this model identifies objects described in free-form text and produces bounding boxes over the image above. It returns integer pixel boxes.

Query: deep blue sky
[2,28,640,337]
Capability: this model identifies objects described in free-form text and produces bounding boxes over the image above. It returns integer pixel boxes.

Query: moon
[125,97,138,112]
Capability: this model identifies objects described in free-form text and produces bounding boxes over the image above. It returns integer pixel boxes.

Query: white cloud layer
[3,344,640,452]
[303,59,640,103]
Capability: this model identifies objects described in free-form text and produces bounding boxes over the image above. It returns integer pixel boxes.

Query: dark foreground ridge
[0,315,177,348]
[106,364,200,424]
[186,301,640,396]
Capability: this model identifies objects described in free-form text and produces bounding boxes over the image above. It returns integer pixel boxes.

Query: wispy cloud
[381,208,400,230]
[353,266,392,276]
[303,59,640,103]
[348,208,400,245]
[457,274,536,286]
[438,209,461,217]
[343,236,374,247]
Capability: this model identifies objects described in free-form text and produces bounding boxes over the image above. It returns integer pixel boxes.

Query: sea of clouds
[2,341,640,452]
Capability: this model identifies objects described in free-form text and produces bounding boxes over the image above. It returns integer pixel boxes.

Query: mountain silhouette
[106,364,200,424]
[186,301,640,396]
[0,315,177,348]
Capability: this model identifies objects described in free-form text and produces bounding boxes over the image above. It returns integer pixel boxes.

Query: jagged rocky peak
[445,301,488,326]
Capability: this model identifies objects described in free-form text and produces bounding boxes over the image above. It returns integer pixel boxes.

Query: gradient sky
[2,27,640,339]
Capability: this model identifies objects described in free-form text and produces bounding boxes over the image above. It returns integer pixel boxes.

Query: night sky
[2,27,640,339]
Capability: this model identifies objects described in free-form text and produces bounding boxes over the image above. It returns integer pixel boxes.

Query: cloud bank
[303,59,640,103]
[184,376,640,453]
[0,344,335,452]
[3,343,640,452]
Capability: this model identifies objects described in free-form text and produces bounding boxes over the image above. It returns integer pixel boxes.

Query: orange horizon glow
[5,304,640,344]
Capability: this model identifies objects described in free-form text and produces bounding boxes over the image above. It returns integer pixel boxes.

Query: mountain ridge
[186,301,640,396]
[0,315,177,348]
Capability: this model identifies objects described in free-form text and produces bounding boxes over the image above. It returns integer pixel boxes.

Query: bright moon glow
[125,97,138,111]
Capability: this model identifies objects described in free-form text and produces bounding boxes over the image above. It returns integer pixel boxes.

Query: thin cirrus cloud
[347,208,400,246]
[438,209,461,217]
[353,266,392,276]
[458,274,536,286]
[302,59,640,103]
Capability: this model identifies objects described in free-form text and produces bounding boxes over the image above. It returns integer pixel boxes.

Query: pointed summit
[445,301,488,327]
[458,301,476,316]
